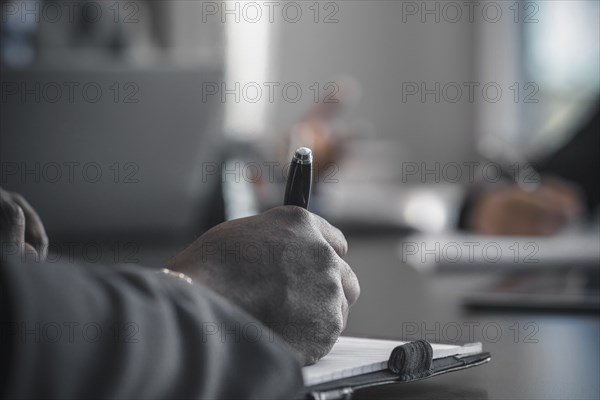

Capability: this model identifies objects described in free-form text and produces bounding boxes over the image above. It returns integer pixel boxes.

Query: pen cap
[293,147,313,165]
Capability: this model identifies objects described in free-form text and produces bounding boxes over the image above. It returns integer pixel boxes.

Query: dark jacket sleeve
[536,104,600,213]
[0,255,304,399]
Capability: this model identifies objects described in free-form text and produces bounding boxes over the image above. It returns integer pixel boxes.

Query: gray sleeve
[0,255,304,399]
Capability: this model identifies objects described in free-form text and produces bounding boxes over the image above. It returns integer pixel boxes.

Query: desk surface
[343,235,600,400]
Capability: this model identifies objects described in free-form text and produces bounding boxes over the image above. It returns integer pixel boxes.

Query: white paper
[302,336,482,386]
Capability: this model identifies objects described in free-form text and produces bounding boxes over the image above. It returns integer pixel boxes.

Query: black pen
[284,147,313,209]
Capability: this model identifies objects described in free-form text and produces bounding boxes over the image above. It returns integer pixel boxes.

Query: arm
[0,188,359,396]
[0,256,304,399]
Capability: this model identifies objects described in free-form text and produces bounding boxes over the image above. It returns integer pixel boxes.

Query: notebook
[301,336,490,399]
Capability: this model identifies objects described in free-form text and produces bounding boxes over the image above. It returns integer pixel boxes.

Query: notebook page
[302,336,482,386]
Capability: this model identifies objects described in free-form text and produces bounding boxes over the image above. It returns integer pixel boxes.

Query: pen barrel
[284,160,312,209]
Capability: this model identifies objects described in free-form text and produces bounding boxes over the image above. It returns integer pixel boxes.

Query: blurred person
[460,102,599,236]
[0,186,359,398]
[297,93,598,236]
[283,77,361,181]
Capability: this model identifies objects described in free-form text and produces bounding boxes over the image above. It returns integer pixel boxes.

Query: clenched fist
[168,206,360,365]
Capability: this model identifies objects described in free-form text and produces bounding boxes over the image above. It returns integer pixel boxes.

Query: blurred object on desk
[313,138,466,233]
[401,231,600,274]
[400,228,600,312]
[318,182,462,234]
[462,270,600,312]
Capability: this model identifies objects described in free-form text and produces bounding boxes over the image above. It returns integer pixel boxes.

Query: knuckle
[342,264,361,306]
[332,234,348,256]
[319,274,343,295]
[273,205,313,227]
[348,276,361,306]
[314,243,339,269]
[320,220,348,255]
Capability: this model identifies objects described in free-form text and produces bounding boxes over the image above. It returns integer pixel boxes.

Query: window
[522,0,599,154]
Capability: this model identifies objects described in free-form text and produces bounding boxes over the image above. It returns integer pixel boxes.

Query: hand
[469,178,583,236]
[0,188,48,260]
[167,206,360,365]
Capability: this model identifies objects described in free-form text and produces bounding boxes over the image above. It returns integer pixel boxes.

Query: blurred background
[1,2,599,397]
[2,0,598,240]
[1,0,598,283]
